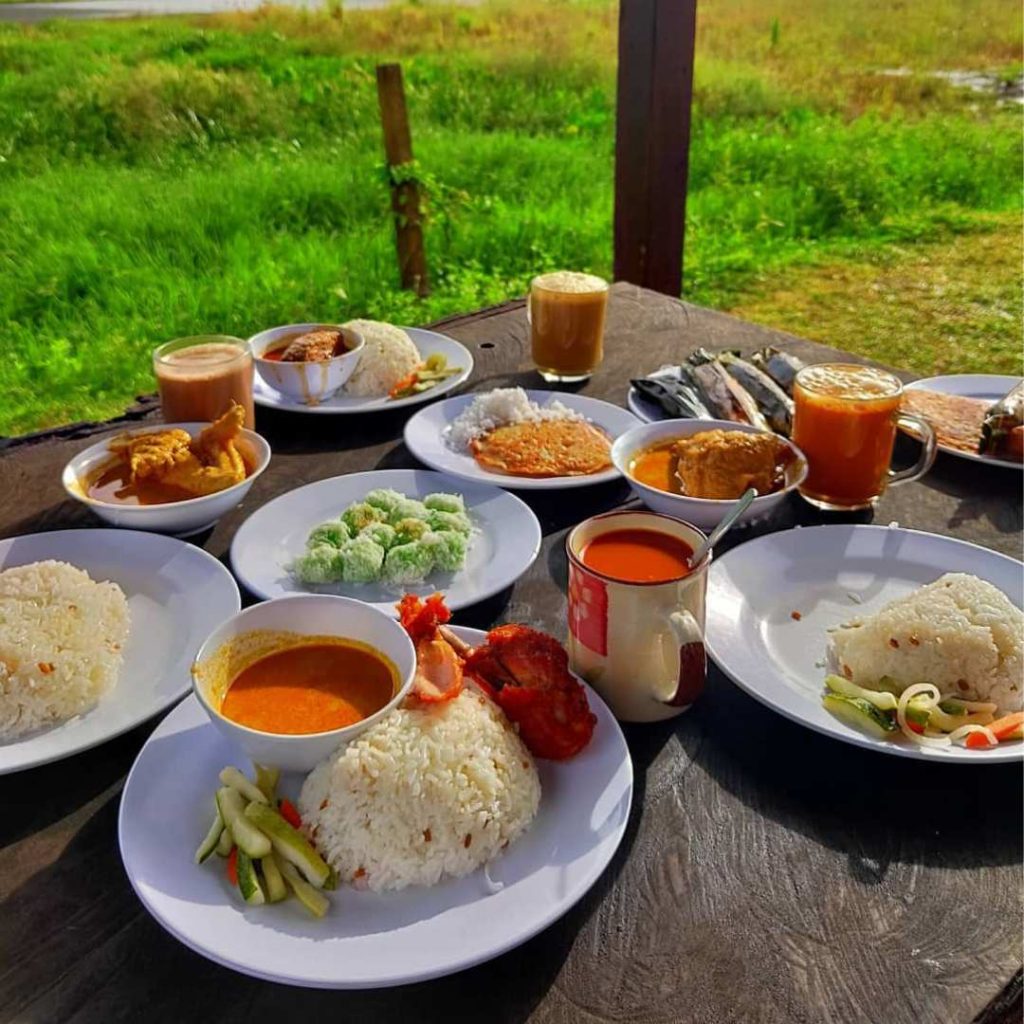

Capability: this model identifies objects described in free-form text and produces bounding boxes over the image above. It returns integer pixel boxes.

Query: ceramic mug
[565,510,708,723]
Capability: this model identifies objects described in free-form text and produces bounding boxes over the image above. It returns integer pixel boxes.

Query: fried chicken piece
[110,429,194,482]
[281,330,342,363]
[674,429,784,499]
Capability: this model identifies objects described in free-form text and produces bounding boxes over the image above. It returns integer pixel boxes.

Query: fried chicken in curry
[673,429,785,499]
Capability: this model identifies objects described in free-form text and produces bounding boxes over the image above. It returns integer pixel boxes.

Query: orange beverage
[154,336,254,428]
[529,271,609,382]
[793,364,936,510]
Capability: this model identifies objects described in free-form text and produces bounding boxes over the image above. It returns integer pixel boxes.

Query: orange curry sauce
[220,641,396,734]
[581,528,694,583]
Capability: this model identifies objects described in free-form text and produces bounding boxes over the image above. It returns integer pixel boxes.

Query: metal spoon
[688,487,757,567]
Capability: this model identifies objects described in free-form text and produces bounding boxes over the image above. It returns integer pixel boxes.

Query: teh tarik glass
[528,271,609,382]
[792,364,936,511]
[154,335,254,428]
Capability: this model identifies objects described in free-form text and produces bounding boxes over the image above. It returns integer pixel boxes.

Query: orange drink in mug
[566,511,708,723]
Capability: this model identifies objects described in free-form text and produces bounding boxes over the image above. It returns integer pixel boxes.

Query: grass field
[0,0,1021,434]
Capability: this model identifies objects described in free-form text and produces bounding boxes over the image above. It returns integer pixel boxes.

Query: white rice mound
[343,319,420,397]
[299,687,541,892]
[0,561,130,740]
[829,572,1023,713]
[446,387,583,451]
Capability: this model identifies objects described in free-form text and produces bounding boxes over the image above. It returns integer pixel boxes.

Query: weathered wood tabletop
[1,283,1021,1024]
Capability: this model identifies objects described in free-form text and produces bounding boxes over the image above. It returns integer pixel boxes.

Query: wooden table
[1,283,1020,1024]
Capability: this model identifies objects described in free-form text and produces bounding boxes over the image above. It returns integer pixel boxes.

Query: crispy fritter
[901,390,988,454]
[471,420,611,478]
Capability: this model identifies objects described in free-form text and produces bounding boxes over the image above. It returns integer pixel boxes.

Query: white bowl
[191,595,416,773]
[249,323,364,405]
[610,418,808,530]
[63,422,271,536]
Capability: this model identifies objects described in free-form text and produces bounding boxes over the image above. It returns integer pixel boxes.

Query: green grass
[0,0,1021,434]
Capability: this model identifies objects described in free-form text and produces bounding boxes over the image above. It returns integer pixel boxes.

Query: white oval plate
[626,385,665,424]
[404,390,641,490]
[118,626,633,988]
[0,530,240,774]
[903,374,1021,470]
[230,469,542,613]
[252,328,473,414]
[707,525,1023,763]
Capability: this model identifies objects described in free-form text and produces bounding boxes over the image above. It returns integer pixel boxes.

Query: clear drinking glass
[153,335,254,428]
[528,271,609,383]
[792,363,937,510]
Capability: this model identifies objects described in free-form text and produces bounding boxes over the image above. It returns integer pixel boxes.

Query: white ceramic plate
[707,525,1023,763]
[404,390,641,490]
[903,374,1021,470]
[118,625,633,988]
[626,385,665,424]
[230,469,542,612]
[252,328,473,414]
[0,530,240,774]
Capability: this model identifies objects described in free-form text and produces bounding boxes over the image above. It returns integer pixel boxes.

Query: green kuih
[306,520,350,549]
[293,545,343,584]
[341,501,387,534]
[340,536,385,582]
[393,517,429,545]
[423,530,468,572]
[423,492,465,514]
[362,522,397,551]
[388,497,428,524]
[363,489,405,517]
[426,509,472,536]
[382,541,435,583]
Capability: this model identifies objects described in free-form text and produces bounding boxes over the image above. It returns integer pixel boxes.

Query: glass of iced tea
[792,363,937,511]
[154,336,254,428]
[528,271,609,382]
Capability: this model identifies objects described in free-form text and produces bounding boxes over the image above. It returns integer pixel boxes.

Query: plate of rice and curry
[403,387,641,489]
[0,529,240,774]
[118,593,633,987]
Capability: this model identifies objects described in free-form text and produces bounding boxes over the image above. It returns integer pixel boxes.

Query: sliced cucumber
[824,675,898,711]
[215,825,234,857]
[928,705,995,733]
[260,853,288,903]
[904,695,933,729]
[236,849,266,906]
[254,764,280,802]
[823,694,897,739]
[244,802,330,888]
[216,787,271,858]
[219,766,269,806]
[194,807,224,865]
[276,854,329,919]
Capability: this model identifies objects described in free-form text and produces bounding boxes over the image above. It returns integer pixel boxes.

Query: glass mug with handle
[566,511,708,723]
[792,363,937,511]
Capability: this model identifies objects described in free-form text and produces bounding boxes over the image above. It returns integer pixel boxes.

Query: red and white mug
[566,510,708,723]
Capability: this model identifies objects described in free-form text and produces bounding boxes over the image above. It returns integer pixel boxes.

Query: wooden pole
[376,63,429,297]
[613,0,698,296]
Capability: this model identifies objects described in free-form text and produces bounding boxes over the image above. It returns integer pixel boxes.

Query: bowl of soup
[250,323,364,405]
[192,595,416,772]
[62,421,271,536]
[611,418,808,529]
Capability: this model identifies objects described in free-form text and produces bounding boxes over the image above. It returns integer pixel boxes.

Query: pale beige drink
[529,271,609,382]
[154,336,254,428]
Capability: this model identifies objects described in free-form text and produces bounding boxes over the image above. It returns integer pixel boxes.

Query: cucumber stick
[824,675,898,711]
[215,825,234,857]
[216,787,271,858]
[194,806,224,864]
[260,853,288,903]
[244,802,330,888]
[276,854,329,918]
[219,766,269,806]
[823,694,897,739]
[236,850,266,905]
[254,764,280,802]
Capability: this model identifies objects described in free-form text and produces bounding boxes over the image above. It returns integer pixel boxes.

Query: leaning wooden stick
[376,63,429,297]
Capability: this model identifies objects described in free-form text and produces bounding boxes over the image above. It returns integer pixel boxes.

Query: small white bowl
[63,422,271,536]
[191,595,416,773]
[249,323,364,405]
[611,418,808,530]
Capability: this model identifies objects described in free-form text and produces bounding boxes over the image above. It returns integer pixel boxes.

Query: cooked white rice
[446,387,582,451]
[299,687,540,892]
[0,560,130,739]
[829,572,1023,713]
[343,319,420,397]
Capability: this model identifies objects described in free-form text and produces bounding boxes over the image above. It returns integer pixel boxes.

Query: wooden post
[376,63,429,297]
[613,0,698,296]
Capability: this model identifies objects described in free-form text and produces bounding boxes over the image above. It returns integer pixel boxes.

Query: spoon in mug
[687,487,757,567]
